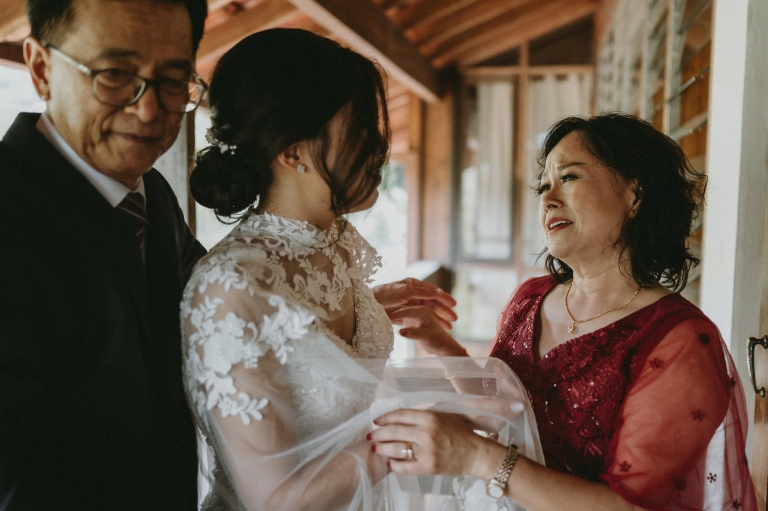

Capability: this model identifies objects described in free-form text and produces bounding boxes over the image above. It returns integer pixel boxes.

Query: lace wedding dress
[181,212,543,511]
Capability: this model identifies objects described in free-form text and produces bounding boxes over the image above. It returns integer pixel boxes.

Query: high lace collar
[228,211,381,283]
[242,211,344,246]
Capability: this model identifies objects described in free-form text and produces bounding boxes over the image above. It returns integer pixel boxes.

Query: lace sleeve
[181,261,384,511]
[600,318,755,510]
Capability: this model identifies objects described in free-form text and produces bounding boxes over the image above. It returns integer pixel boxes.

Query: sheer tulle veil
[196,356,543,511]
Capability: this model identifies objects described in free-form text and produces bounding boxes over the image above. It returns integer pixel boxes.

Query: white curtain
[461,81,514,260]
[521,73,593,266]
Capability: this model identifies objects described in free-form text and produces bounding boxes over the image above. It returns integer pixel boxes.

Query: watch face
[488,484,504,499]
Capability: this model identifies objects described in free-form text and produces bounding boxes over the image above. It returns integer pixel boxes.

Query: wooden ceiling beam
[374,0,405,11]
[279,13,331,36]
[407,0,533,46]
[0,0,29,43]
[287,0,442,102]
[432,0,598,68]
[391,0,482,31]
[207,0,238,11]
[421,0,545,58]
[196,0,298,71]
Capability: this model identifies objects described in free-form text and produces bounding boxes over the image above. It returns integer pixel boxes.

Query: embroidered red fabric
[490,276,757,511]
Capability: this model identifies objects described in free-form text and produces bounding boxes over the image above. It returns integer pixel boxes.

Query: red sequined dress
[490,276,756,511]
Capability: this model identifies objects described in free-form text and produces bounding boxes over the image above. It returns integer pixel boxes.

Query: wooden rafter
[287,0,441,102]
[374,0,405,11]
[196,0,298,73]
[0,0,28,43]
[391,0,482,31]
[207,0,240,12]
[432,0,598,68]
[421,0,547,58]
[407,0,534,47]
[280,12,328,33]
[463,64,595,78]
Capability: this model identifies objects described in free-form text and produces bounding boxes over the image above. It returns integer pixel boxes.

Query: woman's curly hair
[537,113,705,292]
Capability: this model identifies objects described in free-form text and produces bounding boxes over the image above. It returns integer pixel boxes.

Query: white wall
[155,114,191,222]
[700,0,768,457]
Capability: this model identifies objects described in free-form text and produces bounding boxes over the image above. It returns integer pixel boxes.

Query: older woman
[370,113,757,511]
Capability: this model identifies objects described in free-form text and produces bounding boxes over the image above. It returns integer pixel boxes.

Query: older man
[0,0,207,509]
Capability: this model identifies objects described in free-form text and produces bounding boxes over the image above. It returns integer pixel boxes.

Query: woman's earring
[297,164,306,174]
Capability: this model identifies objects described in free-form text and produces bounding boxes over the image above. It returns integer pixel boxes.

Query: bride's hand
[373,278,457,330]
[368,409,504,479]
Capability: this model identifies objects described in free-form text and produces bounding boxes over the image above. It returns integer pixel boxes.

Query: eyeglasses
[45,44,207,113]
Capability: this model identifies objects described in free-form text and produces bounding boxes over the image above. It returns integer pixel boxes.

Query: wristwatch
[486,443,519,499]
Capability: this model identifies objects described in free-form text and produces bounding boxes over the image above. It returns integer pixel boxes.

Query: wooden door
[749,189,768,510]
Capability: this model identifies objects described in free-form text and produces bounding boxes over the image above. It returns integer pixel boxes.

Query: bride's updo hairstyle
[191,29,390,218]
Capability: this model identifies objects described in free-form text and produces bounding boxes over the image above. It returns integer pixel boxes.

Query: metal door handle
[748,335,768,397]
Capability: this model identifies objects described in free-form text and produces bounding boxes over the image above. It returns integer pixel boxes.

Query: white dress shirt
[36,111,145,206]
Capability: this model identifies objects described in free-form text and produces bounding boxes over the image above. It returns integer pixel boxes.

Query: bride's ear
[275,144,307,174]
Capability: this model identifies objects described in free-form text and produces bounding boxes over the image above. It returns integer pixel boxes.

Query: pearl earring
[297,164,306,174]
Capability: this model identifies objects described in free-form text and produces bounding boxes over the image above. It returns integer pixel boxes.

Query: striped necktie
[117,191,148,260]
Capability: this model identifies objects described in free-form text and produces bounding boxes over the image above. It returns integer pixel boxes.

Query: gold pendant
[568,323,576,334]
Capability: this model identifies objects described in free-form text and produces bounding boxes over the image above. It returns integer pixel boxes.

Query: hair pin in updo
[205,128,237,155]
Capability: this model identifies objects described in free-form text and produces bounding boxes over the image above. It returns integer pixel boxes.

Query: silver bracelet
[486,443,519,499]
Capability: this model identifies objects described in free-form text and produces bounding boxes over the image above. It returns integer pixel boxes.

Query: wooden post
[405,93,424,264]
[699,0,768,480]
[662,0,686,134]
[421,92,454,264]
[0,42,24,68]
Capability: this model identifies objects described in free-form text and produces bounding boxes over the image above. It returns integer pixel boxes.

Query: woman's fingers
[388,304,457,330]
[397,279,457,308]
[373,408,429,428]
[369,410,483,477]
[373,279,457,312]
[387,301,457,329]
[420,300,458,326]
[371,440,415,460]
[386,458,431,475]
[386,306,436,329]
[385,308,466,356]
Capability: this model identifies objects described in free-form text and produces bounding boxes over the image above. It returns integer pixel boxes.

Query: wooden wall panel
[420,92,454,264]
[678,42,710,158]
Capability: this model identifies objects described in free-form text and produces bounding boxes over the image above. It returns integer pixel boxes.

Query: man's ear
[24,37,51,101]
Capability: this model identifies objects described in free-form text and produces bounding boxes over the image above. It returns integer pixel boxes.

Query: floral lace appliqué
[181,212,393,430]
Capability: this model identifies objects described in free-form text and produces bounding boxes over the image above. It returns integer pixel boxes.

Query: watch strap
[486,443,519,496]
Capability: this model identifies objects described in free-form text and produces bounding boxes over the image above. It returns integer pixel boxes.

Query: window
[0,64,45,134]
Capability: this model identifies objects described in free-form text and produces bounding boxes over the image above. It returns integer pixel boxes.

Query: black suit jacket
[0,113,206,510]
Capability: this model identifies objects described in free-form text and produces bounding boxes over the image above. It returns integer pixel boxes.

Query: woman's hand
[373,279,466,357]
[368,409,504,480]
[373,278,457,330]
[387,304,468,357]
[369,410,643,511]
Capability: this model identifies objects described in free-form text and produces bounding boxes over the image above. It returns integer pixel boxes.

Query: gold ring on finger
[401,442,414,462]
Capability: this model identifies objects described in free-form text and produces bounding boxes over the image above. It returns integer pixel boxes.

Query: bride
[181,29,542,511]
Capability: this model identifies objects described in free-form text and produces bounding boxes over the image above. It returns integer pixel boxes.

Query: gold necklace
[564,282,642,334]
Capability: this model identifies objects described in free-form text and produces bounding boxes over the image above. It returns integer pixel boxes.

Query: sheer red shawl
[490,276,756,511]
